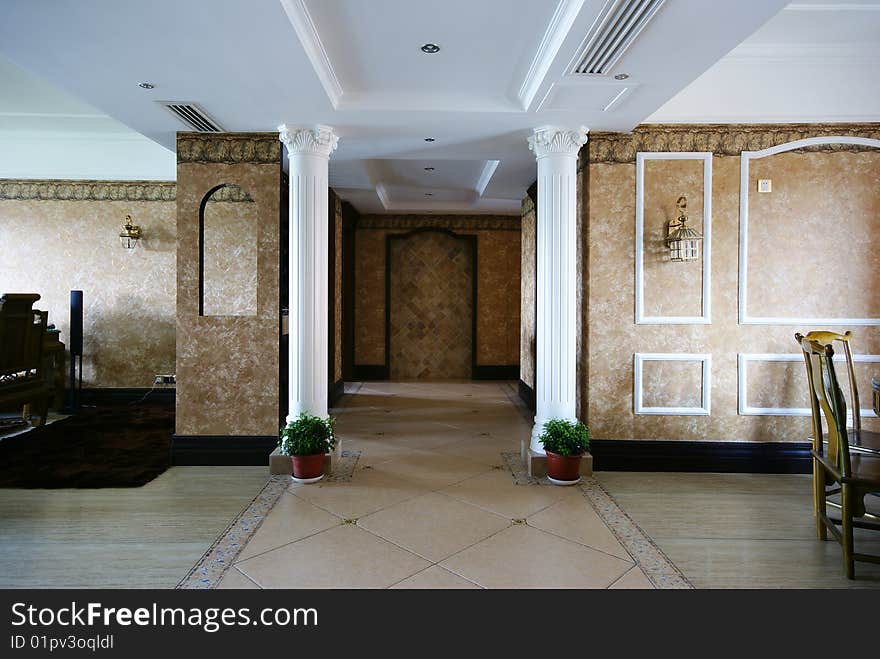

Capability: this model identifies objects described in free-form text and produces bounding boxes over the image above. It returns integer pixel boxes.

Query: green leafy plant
[538,418,590,456]
[279,413,336,456]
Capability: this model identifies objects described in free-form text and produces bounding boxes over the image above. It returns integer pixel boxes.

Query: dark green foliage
[279,413,336,456]
[538,418,590,456]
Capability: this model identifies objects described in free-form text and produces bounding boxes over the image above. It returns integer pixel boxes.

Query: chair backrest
[0,293,47,378]
[797,334,852,477]
[796,330,861,433]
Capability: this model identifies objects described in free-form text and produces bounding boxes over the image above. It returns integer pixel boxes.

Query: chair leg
[841,483,855,579]
[813,459,827,541]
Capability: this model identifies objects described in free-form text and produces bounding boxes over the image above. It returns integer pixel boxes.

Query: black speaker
[69,290,83,356]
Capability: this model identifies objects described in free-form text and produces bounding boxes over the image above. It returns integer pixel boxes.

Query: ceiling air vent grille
[573,0,665,75]
[160,102,224,132]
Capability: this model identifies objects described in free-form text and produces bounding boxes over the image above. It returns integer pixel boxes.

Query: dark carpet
[0,399,173,488]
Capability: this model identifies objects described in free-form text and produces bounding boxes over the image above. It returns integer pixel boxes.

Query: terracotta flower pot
[545,450,583,485]
[290,453,325,483]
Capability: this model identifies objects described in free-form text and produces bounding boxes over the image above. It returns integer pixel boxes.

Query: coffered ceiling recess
[0,0,789,211]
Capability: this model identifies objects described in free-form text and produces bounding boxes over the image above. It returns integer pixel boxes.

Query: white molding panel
[634,353,712,415]
[635,152,712,324]
[738,136,880,326]
[737,352,880,417]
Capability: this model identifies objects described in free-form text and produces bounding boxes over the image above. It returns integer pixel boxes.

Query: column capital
[528,126,588,159]
[278,124,339,158]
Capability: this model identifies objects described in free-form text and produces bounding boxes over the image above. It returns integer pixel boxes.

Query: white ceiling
[648,1,880,123]
[0,0,802,211]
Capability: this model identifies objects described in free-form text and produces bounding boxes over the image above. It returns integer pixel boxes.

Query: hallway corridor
[200,382,687,589]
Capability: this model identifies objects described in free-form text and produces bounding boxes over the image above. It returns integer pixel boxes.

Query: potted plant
[538,418,590,485]
[279,413,336,484]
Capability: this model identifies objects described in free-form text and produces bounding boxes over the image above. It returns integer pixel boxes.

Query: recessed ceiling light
[424,167,435,171]
[421,43,440,54]
[614,73,629,80]
[138,82,155,89]
[424,137,435,142]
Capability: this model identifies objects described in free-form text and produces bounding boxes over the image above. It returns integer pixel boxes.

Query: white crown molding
[737,353,880,417]
[515,0,586,111]
[738,135,880,326]
[635,152,712,325]
[279,0,343,109]
[634,353,712,416]
[475,160,500,197]
[278,124,339,157]
[528,125,589,159]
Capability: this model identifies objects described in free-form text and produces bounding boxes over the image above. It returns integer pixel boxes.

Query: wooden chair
[796,334,880,578]
[795,331,880,459]
[0,293,50,425]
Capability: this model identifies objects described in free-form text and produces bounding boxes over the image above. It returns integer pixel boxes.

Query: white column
[278,124,339,422]
[527,126,588,453]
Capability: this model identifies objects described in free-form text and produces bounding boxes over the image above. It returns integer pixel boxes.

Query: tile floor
[221,382,652,589]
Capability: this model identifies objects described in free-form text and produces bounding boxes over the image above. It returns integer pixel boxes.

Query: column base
[269,440,342,476]
[520,438,593,479]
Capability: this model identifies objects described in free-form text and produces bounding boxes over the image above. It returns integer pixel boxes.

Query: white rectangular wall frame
[738,135,880,326]
[634,353,712,415]
[635,151,712,325]
[737,353,880,417]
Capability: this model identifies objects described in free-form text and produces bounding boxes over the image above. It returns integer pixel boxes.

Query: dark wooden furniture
[43,326,65,409]
[797,333,880,579]
[0,294,50,425]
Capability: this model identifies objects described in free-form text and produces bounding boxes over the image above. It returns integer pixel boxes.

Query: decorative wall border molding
[176,132,281,164]
[737,352,880,417]
[634,353,711,416]
[635,152,712,324]
[0,178,176,201]
[738,135,880,326]
[357,215,521,231]
[586,123,880,165]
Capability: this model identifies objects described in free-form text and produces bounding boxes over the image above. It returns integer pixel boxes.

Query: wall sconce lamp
[119,214,141,249]
[665,196,702,262]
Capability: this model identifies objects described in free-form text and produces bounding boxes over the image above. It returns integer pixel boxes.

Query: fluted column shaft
[528,126,588,453]
[278,124,338,422]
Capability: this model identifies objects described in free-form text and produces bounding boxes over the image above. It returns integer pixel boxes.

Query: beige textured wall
[333,193,343,384]
[353,216,521,370]
[0,184,176,387]
[585,132,880,443]
[202,195,258,317]
[519,196,536,388]
[747,151,880,319]
[175,133,281,437]
[642,159,704,318]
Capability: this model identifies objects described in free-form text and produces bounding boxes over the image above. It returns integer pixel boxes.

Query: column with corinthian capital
[278,124,339,422]
[527,126,588,456]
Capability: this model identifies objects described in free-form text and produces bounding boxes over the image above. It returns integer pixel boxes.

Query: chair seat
[813,448,880,487]
[810,429,880,456]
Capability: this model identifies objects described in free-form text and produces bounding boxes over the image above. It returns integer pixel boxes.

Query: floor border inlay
[177,449,362,589]
[501,451,693,589]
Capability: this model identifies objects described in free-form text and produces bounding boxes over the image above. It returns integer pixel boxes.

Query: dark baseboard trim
[80,387,175,404]
[518,379,535,413]
[473,365,519,380]
[171,434,277,466]
[329,379,345,405]
[353,364,388,380]
[589,439,812,474]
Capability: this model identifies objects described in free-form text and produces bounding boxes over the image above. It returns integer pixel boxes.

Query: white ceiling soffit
[648,2,880,123]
